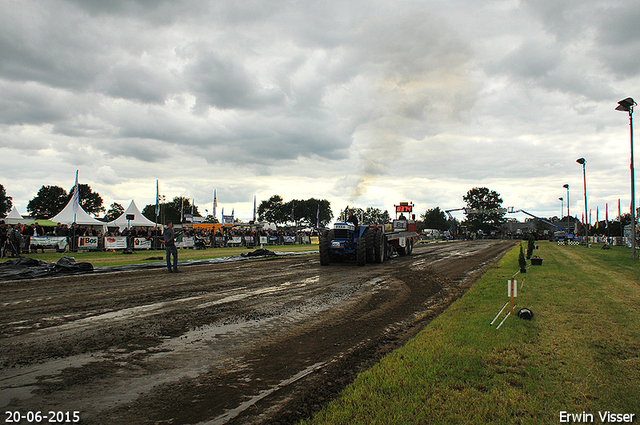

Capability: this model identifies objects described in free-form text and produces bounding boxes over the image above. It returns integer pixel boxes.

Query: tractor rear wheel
[356,233,367,266]
[365,229,374,263]
[373,229,384,263]
[319,230,332,266]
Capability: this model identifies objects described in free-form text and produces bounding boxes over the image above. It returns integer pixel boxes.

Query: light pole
[563,183,570,229]
[559,197,564,223]
[616,97,636,260]
[577,158,588,245]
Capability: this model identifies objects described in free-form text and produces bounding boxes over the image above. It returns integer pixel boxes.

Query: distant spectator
[163,221,179,273]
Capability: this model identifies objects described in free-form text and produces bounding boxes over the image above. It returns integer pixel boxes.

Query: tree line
[2,183,629,235]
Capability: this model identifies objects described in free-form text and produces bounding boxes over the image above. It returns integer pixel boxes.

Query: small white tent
[50,198,106,229]
[107,200,158,231]
[4,206,25,225]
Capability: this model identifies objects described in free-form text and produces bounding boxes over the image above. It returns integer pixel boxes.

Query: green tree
[258,196,333,226]
[0,184,12,218]
[286,198,333,227]
[462,187,506,233]
[27,185,68,219]
[141,204,159,223]
[420,207,450,231]
[340,206,389,225]
[67,184,105,216]
[141,197,200,225]
[258,195,288,224]
[104,202,125,222]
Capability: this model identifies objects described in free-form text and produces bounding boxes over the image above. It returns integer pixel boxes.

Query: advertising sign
[105,236,127,250]
[134,238,151,249]
[78,236,99,249]
[30,236,68,249]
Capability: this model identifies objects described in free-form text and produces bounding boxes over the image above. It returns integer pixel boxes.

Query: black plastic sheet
[0,256,94,281]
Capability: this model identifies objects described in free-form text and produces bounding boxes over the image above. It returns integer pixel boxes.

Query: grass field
[0,244,318,267]
[303,241,640,425]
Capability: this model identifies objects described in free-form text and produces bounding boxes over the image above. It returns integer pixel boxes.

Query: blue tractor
[319,222,384,266]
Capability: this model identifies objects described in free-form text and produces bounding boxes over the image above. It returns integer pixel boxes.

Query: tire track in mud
[0,240,515,425]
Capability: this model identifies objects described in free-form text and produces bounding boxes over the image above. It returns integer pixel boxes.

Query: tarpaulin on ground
[0,256,94,281]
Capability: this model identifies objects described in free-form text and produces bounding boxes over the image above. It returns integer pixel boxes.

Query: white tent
[50,198,106,228]
[107,200,158,230]
[4,206,25,225]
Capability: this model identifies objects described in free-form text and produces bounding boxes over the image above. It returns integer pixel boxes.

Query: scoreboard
[395,202,414,214]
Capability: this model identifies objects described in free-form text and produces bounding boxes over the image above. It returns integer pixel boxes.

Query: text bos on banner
[78,236,99,249]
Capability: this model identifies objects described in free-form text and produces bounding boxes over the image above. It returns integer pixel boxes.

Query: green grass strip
[303,241,640,424]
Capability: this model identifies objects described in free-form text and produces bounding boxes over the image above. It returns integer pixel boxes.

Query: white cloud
[1,0,639,223]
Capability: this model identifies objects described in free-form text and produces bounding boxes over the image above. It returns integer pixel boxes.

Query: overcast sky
[1,0,639,223]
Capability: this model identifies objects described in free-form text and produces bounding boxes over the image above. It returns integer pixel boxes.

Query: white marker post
[507,279,517,314]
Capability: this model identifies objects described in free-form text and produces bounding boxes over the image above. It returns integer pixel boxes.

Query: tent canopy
[107,200,159,230]
[4,206,25,225]
[50,198,106,228]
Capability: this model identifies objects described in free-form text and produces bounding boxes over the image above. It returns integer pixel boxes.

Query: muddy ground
[0,240,514,425]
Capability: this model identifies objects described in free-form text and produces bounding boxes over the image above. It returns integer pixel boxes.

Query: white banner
[134,238,151,249]
[176,237,194,248]
[260,236,268,244]
[78,236,99,249]
[30,236,68,249]
[105,236,127,250]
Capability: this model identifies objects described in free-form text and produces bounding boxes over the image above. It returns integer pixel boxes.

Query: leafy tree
[104,202,125,222]
[0,184,12,218]
[258,195,333,226]
[462,187,505,233]
[143,196,201,225]
[27,185,68,219]
[168,196,201,219]
[141,204,160,223]
[420,207,450,231]
[67,184,105,216]
[340,206,390,225]
[286,198,333,227]
[258,195,288,224]
[203,215,220,224]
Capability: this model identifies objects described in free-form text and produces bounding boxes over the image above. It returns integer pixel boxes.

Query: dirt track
[0,240,515,425]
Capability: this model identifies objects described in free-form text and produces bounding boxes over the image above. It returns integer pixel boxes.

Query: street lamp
[577,158,588,245]
[563,183,570,222]
[559,197,564,222]
[616,97,636,260]
[563,184,570,233]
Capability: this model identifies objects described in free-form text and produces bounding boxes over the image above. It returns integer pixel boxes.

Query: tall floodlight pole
[616,97,637,260]
[559,197,564,222]
[577,158,588,246]
[563,184,570,228]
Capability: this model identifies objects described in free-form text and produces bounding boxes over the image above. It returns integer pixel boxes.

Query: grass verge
[302,241,640,424]
[0,244,318,267]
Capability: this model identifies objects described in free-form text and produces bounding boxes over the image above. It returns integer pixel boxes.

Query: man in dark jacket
[163,221,179,272]
[10,224,22,257]
[347,210,359,228]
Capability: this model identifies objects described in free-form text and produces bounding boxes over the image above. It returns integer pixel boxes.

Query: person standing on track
[163,221,180,273]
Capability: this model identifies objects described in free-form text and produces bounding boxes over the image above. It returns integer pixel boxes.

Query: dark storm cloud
[2,0,639,219]
[184,49,285,111]
[97,62,178,104]
[0,82,72,125]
